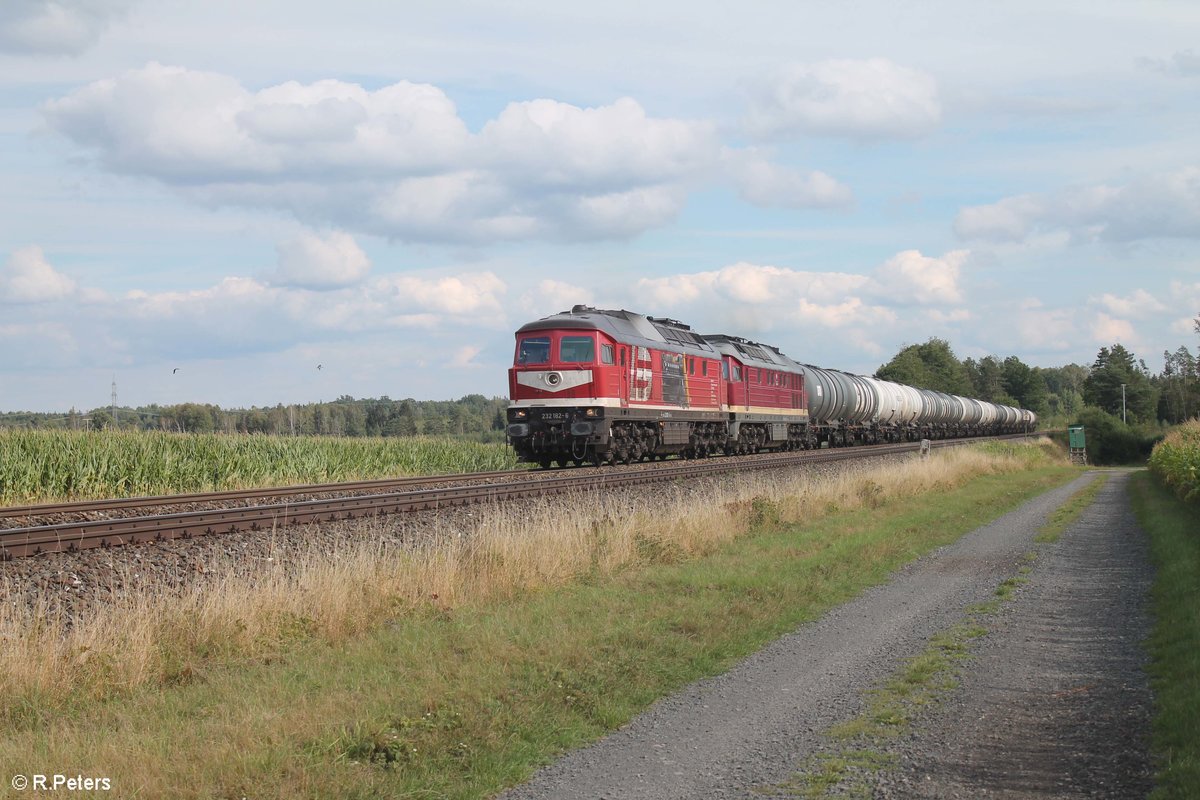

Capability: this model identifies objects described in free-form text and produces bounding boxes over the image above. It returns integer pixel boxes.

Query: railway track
[0,433,1043,560]
[0,468,527,525]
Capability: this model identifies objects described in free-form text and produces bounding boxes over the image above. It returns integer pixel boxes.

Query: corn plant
[1149,419,1200,504]
[0,430,520,505]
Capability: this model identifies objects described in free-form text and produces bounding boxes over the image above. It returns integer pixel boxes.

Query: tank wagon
[506,306,1037,467]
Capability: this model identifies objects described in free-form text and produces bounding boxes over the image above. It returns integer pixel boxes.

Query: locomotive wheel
[572,457,585,467]
[538,457,553,469]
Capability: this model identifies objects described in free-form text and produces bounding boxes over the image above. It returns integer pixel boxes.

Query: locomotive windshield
[517,336,550,365]
[560,336,595,363]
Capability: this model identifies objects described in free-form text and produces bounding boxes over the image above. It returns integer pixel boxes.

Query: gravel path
[499,470,1153,800]
[876,470,1154,798]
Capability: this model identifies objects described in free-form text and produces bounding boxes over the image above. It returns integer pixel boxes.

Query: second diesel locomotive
[505,306,1037,467]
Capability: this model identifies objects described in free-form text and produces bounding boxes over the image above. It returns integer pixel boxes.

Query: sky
[1,0,1199,412]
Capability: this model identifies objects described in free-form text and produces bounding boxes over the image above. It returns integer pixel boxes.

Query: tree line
[875,337,1200,427]
[0,394,510,441]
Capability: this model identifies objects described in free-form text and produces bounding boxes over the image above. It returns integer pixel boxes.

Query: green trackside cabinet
[1068,425,1085,449]
[1068,425,1086,465]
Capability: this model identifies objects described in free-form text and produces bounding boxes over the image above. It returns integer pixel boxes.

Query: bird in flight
[317,364,323,370]
[172,368,180,374]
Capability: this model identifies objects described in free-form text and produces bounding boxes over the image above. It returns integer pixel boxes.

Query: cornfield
[0,430,520,505]
[1148,418,1200,504]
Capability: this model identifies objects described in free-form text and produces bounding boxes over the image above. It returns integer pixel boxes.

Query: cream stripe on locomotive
[514,369,593,393]
[509,397,728,413]
[733,405,810,419]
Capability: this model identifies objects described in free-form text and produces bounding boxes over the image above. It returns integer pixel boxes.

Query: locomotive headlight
[513,409,528,419]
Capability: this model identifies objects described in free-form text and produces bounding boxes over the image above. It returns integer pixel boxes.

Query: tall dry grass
[0,441,1059,720]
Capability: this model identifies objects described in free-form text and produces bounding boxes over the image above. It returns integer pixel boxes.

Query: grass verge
[0,443,1077,798]
[1035,472,1109,543]
[1129,471,1200,799]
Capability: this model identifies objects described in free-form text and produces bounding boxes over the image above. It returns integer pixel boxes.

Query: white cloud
[269,230,370,290]
[744,58,942,140]
[638,261,871,308]
[449,345,482,368]
[1138,49,1200,77]
[8,263,512,368]
[43,64,770,244]
[1014,306,1076,351]
[480,97,718,189]
[1090,289,1167,319]
[1168,280,1200,306]
[926,308,971,324]
[955,166,1200,243]
[42,64,470,180]
[0,245,76,303]
[871,249,967,305]
[0,321,79,368]
[633,261,892,342]
[1090,312,1136,344]
[520,279,594,316]
[629,249,968,346]
[373,272,508,321]
[0,0,127,55]
[1170,317,1197,335]
[726,150,853,209]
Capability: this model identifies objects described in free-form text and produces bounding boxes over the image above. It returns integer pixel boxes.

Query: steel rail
[0,433,1044,560]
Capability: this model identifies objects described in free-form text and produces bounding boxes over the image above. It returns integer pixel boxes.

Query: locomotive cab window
[721,362,729,380]
[732,365,741,381]
[517,336,550,365]
[601,343,614,365]
[702,361,708,376]
[560,336,595,363]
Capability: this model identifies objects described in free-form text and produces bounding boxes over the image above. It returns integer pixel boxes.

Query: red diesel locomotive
[506,306,1036,467]
[505,307,726,467]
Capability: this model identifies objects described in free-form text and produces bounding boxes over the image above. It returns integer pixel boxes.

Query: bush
[1149,419,1200,504]
[1070,407,1162,466]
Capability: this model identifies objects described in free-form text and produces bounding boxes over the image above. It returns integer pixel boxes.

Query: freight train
[505,306,1037,467]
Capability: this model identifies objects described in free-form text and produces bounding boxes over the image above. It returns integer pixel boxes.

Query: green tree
[1082,344,1157,424]
[964,356,1006,401]
[1001,356,1049,415]
[1157,346,1199,424]
[1041,364,1088,419]
[1072,406,1159,465]
[875,338,972,395]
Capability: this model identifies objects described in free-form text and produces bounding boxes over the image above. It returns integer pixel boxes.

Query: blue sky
[1,0,1198,412]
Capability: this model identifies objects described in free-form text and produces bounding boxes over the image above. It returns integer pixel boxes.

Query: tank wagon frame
[506,306,1037,467]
